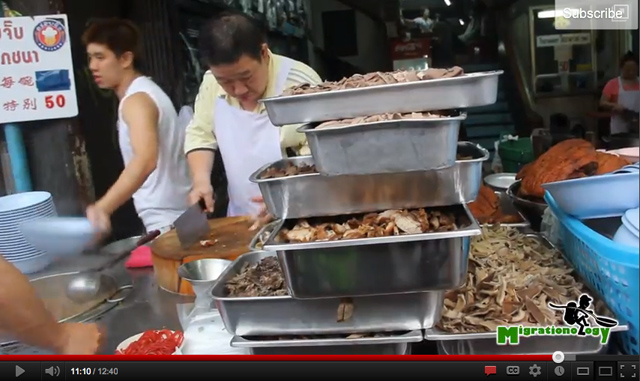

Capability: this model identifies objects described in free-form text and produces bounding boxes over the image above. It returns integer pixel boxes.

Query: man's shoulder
[602,77,620,95]
[277,55,321,86]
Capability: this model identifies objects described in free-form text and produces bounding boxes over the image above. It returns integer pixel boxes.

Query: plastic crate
[545,191,639,355]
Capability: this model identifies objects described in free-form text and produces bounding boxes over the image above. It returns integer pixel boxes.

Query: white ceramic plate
[0,191,52,213]
[116,331,183,355]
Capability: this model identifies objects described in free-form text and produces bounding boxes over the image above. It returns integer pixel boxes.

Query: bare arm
[95,93,159,215]
[0,256,67,352]
[600,93,620,111]
[187,150,214,185]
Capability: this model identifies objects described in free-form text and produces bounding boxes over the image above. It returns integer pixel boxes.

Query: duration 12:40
[44,94,66,109]
[70,367,119,376]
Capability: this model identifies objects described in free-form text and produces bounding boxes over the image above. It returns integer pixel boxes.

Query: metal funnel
[178,259,232,309]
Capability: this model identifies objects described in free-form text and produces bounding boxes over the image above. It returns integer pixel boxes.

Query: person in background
[185,11,321,228]
[0,256,102,354]
[405,8,433,34]
[432,13,454,67]
[600,52,639,135]
[82,19,191,235]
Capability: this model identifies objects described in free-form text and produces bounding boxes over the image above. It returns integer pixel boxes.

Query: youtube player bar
[1,355,638,380]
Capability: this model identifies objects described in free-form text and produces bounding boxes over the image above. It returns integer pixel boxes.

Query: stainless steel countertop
[2,251,194,355]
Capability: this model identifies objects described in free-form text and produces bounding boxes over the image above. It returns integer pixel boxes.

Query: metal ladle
[65,230,161,303]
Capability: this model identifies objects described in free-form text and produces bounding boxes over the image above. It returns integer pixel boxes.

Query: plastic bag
[491,139,503,173]
[492,134,521,173]
[540,207,563,249]
[176,304,249,355]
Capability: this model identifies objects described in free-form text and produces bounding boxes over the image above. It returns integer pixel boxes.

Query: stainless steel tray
[298,115,464,176]
[230,330,421,355]
[212,251,444,336]
[263,204,481,299]
[262,71,503,125]
[425,231,629,354]
[251,142,489,219]
[426,325,628,355]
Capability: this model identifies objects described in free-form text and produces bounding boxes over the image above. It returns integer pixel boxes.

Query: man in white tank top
[82,19,191,234]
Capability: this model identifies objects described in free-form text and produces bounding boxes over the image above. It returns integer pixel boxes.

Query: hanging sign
[536,33,591,47]
[390,37,431,60]
[0,14,78,124]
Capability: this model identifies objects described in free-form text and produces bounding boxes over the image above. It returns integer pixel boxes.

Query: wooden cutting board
[151,216,256,295]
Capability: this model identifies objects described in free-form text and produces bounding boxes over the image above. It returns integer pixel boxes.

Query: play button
[15,365,25,377]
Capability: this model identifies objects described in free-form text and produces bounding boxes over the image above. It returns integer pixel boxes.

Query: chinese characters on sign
[0,15,78,124]
[2,76,37,111]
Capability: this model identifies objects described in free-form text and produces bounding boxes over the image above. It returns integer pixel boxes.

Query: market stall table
[0,250,191,355]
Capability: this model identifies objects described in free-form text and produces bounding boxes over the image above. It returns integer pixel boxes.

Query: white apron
[610,77,640,135]
[213,58,294,217]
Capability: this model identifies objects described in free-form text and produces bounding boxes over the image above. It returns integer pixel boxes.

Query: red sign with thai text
[389,37,431,60]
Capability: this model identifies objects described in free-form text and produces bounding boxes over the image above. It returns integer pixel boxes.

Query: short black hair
[620,51,639,67]
[82,18,143,69]
[199,10,267,66]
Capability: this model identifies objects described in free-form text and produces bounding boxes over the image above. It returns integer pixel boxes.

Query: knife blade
[173,199,210,248]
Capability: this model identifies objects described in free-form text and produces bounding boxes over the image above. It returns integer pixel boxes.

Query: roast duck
[515,139,631,200]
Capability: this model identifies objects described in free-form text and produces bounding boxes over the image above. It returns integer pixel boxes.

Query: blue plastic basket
[545,191,639,355]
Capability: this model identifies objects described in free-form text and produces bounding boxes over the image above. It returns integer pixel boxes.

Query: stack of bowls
[614,207,640,248]
[0,192,57,274]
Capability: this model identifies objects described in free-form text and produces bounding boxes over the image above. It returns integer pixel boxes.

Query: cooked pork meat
[437,226,613,333]
[315,111,447,130]
[276,208,465,243]
[225,257,287,297]
[281,67,464,96]
[468,185,524,224]
[515,139,631,200]
[259,162,316,179]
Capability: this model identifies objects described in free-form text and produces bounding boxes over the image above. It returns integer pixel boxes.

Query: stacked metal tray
[424,232,629,355]
[212,69,503,354]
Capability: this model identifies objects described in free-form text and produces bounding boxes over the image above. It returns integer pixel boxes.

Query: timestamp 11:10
[70,367,119,376]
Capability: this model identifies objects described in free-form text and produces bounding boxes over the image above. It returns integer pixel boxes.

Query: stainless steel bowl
[506,180,548,231]
[484,173,517,192]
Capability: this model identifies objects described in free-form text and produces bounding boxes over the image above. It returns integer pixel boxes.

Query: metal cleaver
[173,199,210,248]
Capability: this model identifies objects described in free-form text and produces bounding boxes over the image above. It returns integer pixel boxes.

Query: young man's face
[621,60,639,80]
[86,43,133,89]
[209,44,270,105]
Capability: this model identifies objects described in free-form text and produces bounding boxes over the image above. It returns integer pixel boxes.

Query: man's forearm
[0,257,66,352]
[96,159,156,214]
[601,101,617,110]
[187,150,215,184]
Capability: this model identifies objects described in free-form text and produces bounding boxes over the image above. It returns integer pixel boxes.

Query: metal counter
[1,251,193,355]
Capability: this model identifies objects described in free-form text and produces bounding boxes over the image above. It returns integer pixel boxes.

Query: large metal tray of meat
[250,142,489,219]
[426,325,628,355]
[262,71,503,125]
[212,251,445,336]
[262,204,481,299]
[230,330,422,355]
[297,114,464,176]
[424,231,629,354]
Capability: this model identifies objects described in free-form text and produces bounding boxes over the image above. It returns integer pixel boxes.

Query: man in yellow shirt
[185,10,321,221]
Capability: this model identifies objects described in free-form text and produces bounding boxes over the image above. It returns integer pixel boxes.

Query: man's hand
[57,323,104,355]
[249,196,273,231]
[86,204,111,242]
[612,103,625,113]
[189,180,215,213]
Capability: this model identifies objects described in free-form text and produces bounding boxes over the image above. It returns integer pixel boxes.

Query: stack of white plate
[0,192,57,274]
